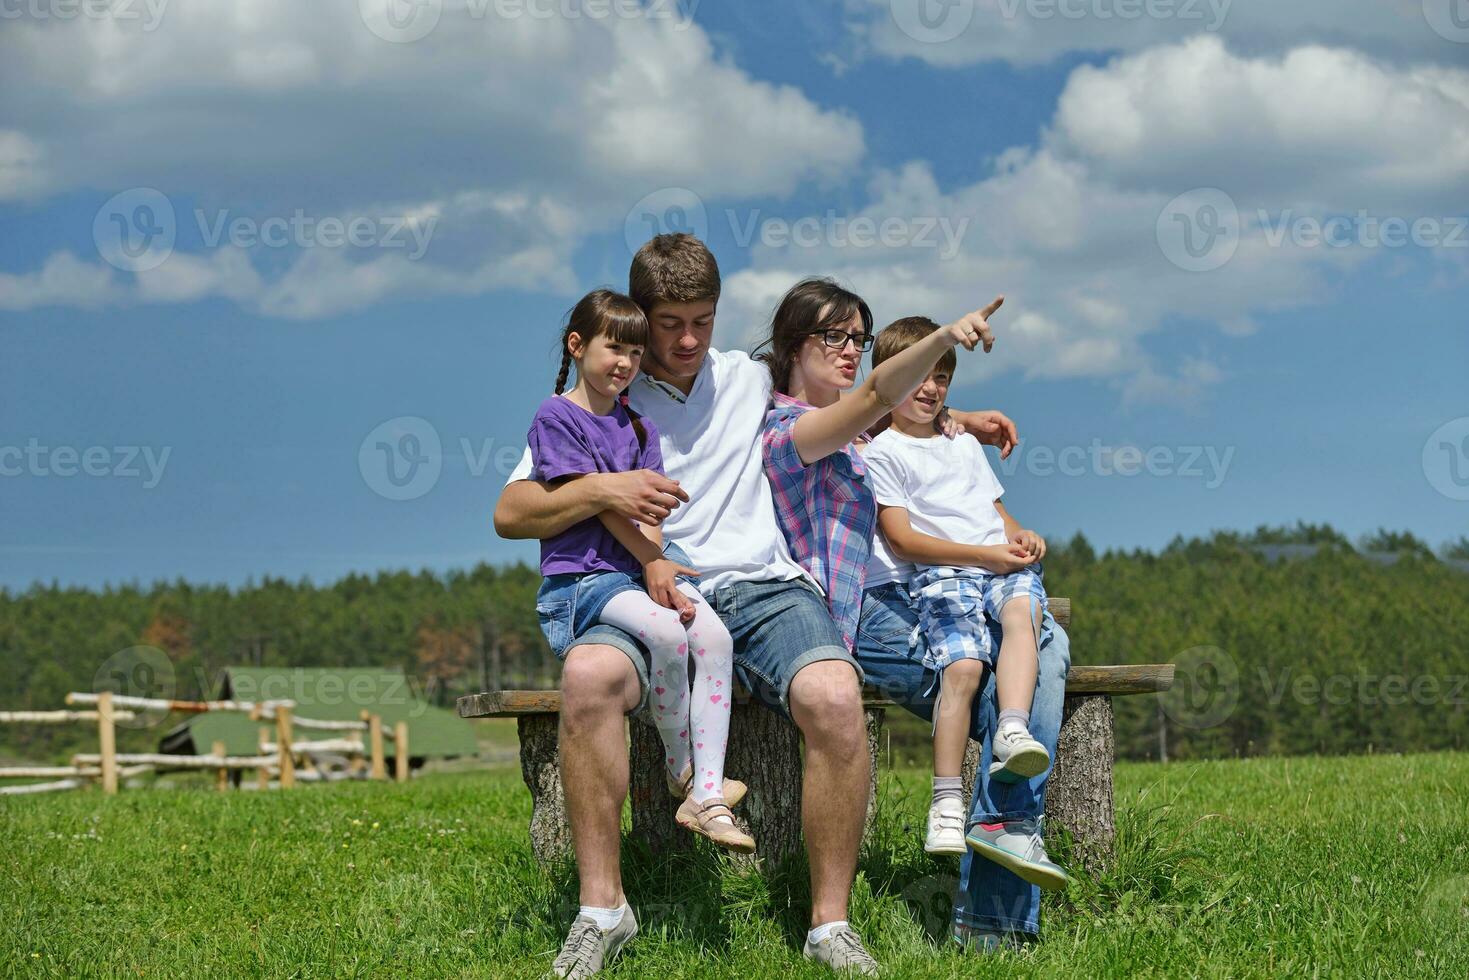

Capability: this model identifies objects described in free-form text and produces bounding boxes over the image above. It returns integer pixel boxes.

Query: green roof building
[159,666,478,765]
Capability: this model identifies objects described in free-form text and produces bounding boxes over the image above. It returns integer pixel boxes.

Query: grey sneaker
[965,817,1068,890]
[803,924,879,975]
[550,905,638,979]
[988,727,1050,783]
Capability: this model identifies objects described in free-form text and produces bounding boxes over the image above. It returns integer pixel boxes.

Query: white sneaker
[924,797,966,855]
[989,726,1050,782]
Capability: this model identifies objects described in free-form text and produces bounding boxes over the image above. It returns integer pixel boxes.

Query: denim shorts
[565,568,858,720]
[535,542,701,659]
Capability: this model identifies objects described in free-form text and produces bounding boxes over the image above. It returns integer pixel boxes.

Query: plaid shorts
[909,564,1049,673]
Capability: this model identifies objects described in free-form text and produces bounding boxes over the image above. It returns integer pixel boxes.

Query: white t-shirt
[506,347,811,595]
[862,428,1009,574]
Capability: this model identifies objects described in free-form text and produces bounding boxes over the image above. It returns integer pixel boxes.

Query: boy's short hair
[629,233,721,314]
[873,316,956,376]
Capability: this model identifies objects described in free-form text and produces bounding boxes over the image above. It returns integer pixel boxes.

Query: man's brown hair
[628,233,721,314]
[873,316,956,376]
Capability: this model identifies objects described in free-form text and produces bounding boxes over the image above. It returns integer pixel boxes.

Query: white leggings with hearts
[597,585,734,804]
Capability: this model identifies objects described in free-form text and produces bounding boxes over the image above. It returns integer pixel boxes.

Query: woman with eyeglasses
[754,277,1003,652]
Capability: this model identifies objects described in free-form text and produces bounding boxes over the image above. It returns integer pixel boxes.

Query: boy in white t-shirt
[863,317,1055,863]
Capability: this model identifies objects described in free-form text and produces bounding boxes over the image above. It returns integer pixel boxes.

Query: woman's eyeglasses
[815,329,874,352]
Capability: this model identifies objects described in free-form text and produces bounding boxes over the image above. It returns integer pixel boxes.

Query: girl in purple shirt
[528,289,751,853]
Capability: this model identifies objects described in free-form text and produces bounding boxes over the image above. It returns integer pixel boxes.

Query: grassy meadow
[3,751,1467,978]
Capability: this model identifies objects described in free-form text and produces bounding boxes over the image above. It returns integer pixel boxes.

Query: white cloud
[0,1,864,317]
[724,37,1469,405]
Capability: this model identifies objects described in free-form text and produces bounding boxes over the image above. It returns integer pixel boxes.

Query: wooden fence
[0,691,410,796]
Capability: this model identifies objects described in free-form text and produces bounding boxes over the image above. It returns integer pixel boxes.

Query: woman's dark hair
[554,288,650,447]
[754,277,873,394]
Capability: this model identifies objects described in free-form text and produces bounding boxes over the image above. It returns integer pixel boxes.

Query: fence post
[212,739,228,792]
[257,726,271,790]
[96,691,118,796]
[394,722,408,783]
[276,705,296,789]
[364,711,386,780]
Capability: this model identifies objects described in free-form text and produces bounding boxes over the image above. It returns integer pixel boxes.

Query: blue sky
[2,0,1467,592]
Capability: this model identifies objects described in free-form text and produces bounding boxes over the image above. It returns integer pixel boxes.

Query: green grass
[4,753,1468,978]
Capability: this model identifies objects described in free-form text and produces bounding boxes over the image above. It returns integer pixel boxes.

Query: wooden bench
[457,598,1174,867]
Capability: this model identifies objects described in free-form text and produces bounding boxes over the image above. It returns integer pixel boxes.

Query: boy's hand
[941,296,1002,353]
[974,543,1037,575]
[1011,529,1047,560]
[644,558,699,624]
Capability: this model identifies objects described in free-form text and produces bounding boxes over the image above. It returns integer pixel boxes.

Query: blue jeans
[855,581,1071,937]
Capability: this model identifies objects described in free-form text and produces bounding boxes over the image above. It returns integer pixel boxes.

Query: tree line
[2,525,1466,763]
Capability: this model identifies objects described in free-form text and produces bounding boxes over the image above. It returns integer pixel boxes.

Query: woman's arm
[789,297,1002,465]
[878,506,1035,574]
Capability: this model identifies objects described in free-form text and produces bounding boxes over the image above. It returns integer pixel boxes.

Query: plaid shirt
[762,393,876,650]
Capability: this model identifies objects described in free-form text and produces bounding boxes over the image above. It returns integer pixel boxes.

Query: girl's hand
[644,558,700,624]
[974,542,1036,575]
[1011,529,1047,560]
[941,296,1002,353]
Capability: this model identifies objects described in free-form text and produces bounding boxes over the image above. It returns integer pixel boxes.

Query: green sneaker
[550,905,638,979]
[964,817,1068,890]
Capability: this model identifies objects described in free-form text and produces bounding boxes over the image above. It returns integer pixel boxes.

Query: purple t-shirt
[527,395,663,576]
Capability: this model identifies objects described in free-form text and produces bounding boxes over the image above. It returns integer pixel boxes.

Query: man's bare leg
[559,643,642,908]
[788,659,870,927]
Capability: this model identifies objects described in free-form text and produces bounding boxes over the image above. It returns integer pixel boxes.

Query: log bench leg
[519,714,572,866]
[958,694,1116,869]
[1046,694,1116,867]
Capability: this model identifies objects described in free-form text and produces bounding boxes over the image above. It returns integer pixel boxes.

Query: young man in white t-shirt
[495,237,1021,976]
[863,316,1066,888]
